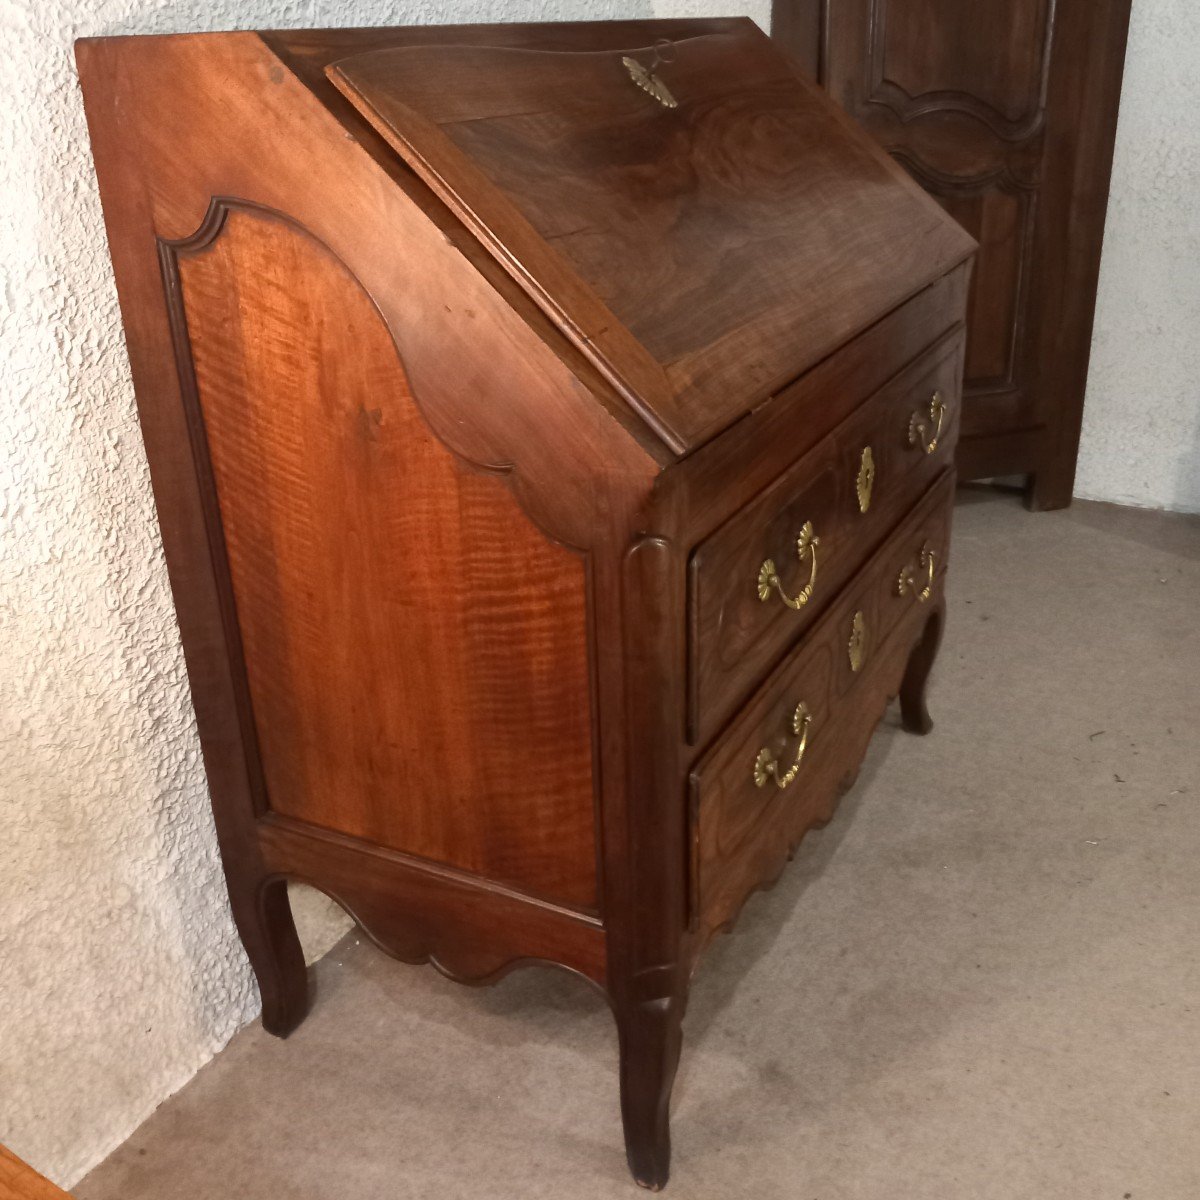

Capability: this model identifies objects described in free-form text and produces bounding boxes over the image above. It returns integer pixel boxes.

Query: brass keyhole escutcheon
[621,40,678,108]
[848,610,867,672]
[753,702,813,789]
[758,521,820,610]
[856,446,875,513]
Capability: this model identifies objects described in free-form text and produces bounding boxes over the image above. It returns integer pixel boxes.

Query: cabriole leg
[1026,466,1075,512]
[229,875,308,1037]
[614,983,686,1191]
[899,601,946,736]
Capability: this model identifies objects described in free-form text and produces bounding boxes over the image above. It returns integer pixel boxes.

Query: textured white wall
[0,0,766,1189]
[1076,0,1200,512]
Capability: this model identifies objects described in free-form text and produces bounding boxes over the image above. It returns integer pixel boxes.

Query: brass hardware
[908,391,947,455]
[897,543,937,602]
[758,521,820,610]
[848,610,867,672]
[622,41,678,108]
[856,446,875,513]
[754,702,813,789]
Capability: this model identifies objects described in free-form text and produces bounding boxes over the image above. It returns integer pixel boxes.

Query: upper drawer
[687,328,964,743]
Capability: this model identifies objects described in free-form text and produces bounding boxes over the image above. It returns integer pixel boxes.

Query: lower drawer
[688,469,955,944]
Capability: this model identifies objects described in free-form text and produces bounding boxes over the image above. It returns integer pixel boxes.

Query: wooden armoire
[78,19,974,1188]
[774,0,1133,509]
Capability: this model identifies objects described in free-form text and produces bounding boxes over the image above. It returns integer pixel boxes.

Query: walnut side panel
[168,203,598,913]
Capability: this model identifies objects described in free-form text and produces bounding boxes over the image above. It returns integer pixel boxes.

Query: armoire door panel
[891,160,1037,402]
[948,187,1030,393]
[780,0,1132,506]
[825,0,1050,443]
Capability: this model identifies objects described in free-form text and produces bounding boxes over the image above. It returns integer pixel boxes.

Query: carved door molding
[864,0,1056,138]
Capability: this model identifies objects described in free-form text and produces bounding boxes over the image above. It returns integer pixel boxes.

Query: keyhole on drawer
[848,610,867,672]
[856,446,875,513]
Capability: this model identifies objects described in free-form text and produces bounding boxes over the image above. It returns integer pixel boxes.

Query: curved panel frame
[866,0,1057,141]
[159,196,599,914]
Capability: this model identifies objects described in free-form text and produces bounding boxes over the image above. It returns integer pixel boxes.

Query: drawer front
[689,470,955,943]
[688,328,964,744]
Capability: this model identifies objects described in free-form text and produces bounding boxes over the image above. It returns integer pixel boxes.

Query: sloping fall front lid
[327,20,974,455]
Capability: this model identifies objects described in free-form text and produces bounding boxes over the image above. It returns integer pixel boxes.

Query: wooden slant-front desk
[78,19,975,1188]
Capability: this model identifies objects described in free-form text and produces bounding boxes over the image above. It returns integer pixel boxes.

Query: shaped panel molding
[866,0,1056,140]
[160,201,599,914]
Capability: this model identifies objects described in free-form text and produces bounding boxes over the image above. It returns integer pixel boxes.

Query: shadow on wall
[1178,410,1200,515]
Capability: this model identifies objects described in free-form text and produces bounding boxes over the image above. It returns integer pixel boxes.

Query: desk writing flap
[327,22,974,455]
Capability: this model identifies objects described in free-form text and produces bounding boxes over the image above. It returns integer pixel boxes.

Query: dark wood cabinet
[773,0,1133,509]
[78,19,973,1187]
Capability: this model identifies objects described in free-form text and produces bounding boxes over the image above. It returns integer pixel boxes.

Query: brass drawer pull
[754,702,813,789]
[908,391,946,455]
[856,446,875,513]
[757,521,820,610]
[897,544,936,602]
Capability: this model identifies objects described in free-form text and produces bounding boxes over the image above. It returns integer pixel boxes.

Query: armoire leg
[1025,465,1075,512]
[899,601,946,735]
[615,988,685,1191]
[229,875,308,1037]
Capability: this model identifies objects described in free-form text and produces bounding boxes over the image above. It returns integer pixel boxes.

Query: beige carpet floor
[77,488,1200,1200]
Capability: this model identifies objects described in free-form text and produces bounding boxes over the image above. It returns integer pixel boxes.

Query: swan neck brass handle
[754,702,813,789]
[758,521,820,610]
[898,543,936,603]
[908,391,947,455]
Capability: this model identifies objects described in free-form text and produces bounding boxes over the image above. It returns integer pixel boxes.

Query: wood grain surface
[329,23,974,452]
[174,205,598,912]
[690,470,956,948]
